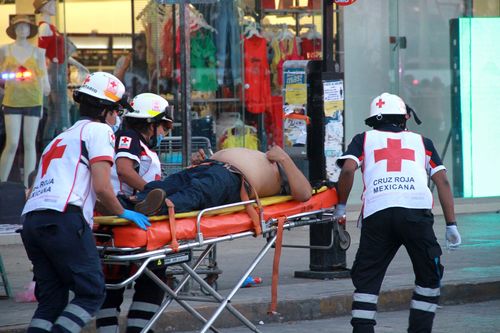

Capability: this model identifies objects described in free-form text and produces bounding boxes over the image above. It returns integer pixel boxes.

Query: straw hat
[33,0,51,14]
[6,14,38,40]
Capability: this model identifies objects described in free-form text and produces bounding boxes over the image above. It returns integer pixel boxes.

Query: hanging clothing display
[190,30,218,92]
[265,95,284,147]
[243,35,272,115]
[262,0,276,9]
[301,37,322,60]
[278,0,293,9]
[160,18,174,78]
[219,125,259,150]
[276,37,303,87]
[196,0,242,86]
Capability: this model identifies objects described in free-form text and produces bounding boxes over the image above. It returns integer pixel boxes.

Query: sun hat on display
[33,0,51,14]
[6,14,38,40]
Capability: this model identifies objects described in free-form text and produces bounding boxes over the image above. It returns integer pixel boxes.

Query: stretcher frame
[96,198,339,333]
[155,135,220,293]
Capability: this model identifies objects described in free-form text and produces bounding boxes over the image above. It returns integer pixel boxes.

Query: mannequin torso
[0,30,50,106]
[38,13,53,38]
[0,21,49,186]
[37,2,65,64]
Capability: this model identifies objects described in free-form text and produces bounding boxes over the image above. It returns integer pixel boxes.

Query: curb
[2,280,499,333]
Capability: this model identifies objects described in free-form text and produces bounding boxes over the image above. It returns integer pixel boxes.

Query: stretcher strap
[268,216,286,315]
[239,178,263,236]
[165,198,179,252]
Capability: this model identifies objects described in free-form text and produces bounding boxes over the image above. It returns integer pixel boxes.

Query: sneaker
[134,188,166,216]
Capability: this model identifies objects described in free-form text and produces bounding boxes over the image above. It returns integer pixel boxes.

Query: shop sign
[334,0,357,6]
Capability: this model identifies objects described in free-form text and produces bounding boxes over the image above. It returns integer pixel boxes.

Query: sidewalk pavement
[0,200,499,332]
[183,300,500,333]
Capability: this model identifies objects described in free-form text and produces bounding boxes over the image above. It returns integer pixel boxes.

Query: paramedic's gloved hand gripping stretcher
[119,209,150,230]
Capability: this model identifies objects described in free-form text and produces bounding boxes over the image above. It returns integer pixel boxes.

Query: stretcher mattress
[94,187,337,251]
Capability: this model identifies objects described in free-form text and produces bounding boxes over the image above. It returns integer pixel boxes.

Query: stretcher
[93,186,342,333]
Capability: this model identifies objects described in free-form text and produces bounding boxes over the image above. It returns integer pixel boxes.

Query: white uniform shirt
[337,127,446,219]
[23,119,115,226]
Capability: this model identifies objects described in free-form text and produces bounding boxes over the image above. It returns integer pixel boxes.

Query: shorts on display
[2,105,43,118]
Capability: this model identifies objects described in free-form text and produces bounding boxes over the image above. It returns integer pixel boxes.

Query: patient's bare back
[211,148,281,198]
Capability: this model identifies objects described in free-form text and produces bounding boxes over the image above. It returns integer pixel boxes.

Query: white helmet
[125,93,172,123]
[367,92,407,120]
[75,72,125,104]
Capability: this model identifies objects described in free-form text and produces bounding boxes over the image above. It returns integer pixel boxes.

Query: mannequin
[34,0,70,146]
[0,14,50,187]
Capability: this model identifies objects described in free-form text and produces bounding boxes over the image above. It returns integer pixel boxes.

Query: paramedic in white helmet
[111,92,172,196]
[20,72,150,333]
[334,92,461,333]
[95,92,172,333]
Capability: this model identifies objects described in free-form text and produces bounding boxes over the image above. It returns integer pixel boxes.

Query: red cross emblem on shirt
[121,137,129,143]
[375,98,385,108]
[41,139,67,177]
[374,138,415,172]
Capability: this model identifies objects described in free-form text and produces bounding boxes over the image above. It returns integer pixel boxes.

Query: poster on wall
[323,80,344,119]
[283,67,308,147]
[283,68,307,116]
[323,79,344,182]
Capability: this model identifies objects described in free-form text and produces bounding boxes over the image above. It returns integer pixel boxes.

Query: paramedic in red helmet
[20,72,150,333]
[95,93,172,333]
[334,92,461,333]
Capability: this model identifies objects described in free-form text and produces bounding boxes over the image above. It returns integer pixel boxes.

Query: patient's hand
[266,145,288,163]
[190,148,207,165]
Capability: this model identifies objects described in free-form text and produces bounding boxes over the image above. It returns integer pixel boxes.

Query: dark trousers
[21,209,105,332]
[351,207,443,333]
[137,163,241,214]
[96,265,166,333]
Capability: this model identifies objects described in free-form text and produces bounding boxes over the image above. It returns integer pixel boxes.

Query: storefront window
[341,0,500,201]
[0,0,327,184]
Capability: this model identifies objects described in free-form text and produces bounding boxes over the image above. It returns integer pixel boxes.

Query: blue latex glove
[118,209,151,231]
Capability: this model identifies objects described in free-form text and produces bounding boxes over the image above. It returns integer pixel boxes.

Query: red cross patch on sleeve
[109,132,115,148]
[118,136,132,149]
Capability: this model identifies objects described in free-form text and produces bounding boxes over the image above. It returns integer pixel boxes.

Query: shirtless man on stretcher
[127,145,313,215]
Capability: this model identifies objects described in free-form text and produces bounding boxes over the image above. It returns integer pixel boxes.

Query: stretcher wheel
[339,230,351,251]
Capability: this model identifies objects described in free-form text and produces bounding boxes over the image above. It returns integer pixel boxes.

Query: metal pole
[323,0,335,72]
[179,2,192,166]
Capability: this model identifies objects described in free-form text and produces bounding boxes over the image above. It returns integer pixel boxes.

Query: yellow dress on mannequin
[1,45,44,108]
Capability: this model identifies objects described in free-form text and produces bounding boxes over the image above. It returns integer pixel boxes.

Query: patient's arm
[266,145,312,202]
